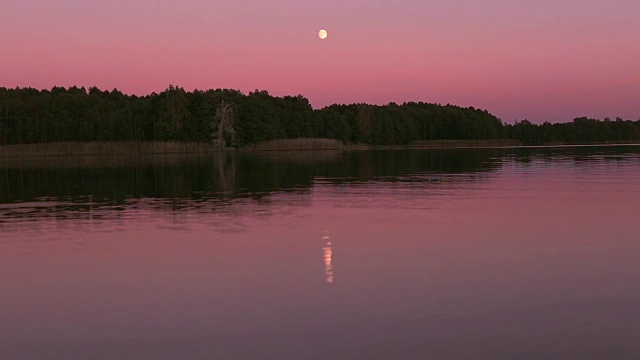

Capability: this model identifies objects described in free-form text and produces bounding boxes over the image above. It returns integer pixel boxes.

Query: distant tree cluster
[505,118,640,145]
[0,86,638,146]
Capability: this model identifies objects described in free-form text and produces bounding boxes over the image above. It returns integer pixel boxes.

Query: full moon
[318,29,328,40]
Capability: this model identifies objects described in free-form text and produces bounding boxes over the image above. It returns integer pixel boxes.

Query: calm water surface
[2,147,640,359]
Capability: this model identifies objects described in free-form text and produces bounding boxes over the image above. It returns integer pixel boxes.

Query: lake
[2,146,640,359]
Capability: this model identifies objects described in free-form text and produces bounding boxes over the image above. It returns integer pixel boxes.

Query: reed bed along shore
[3,139,635,162]
[0,141,214,159]
[239,138,524,152]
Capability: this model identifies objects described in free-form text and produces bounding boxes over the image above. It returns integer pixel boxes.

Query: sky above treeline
[2,0,639,123]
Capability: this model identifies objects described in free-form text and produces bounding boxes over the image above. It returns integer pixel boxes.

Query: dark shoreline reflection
[1,146,640,224]
[0,149,501,220]
[506,144,640,164]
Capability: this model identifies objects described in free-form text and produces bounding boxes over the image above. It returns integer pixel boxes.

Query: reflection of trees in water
[213,151,236,195]
[244,150,343,165]
[3,147,637,223]
[507,145,640,164]
[0,149,507,218]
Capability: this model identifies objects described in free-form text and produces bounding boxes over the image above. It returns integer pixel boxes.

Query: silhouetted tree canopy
[0,86,638,146]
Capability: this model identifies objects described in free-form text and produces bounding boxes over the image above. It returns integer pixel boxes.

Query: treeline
[0,86,502,146]
[0,86,638,146]
[505,118,640,145]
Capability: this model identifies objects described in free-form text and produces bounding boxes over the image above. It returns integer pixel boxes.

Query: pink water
[2,148,640,359]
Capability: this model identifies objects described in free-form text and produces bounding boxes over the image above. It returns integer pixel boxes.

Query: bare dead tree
[211,100,235,150]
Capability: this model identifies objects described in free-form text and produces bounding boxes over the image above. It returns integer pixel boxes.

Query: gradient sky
[1,0,639,122]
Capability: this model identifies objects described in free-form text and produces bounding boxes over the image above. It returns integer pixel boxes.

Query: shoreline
[1,140,640,161]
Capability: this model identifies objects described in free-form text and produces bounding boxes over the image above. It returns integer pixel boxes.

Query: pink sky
[1,0,639,123]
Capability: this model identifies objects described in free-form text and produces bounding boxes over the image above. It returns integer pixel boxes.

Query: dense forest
[0,86,638,146]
